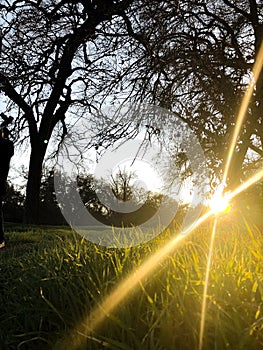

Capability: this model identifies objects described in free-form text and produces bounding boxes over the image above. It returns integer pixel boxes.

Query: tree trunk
[24,142,46,224]
[227,143,248,191]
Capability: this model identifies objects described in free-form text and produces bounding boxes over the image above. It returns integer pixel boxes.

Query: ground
[0,221,262,350]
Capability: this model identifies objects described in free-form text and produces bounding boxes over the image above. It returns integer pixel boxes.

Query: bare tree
[1,0,262,225]
[0,0,142,223]
[94,0,263,189]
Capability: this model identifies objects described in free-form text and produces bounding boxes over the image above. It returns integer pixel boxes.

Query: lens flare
[229,168,263,200]
[56,42,263,350]
[199,44,263,349]
[199,218,218,350]
[223,41,263,184]
[209,192,230,214]
[57,167,263,350]
[56,211,212,350]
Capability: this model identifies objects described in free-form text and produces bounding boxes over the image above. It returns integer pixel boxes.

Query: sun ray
[197,171,263,350]
[57,166,263,349]
[197,170,263,350]
[57,212,212,349]
[197,41,263,350]
[229,168,263,200]
[199,218,218,350]
[223,41,263,184]
[56,39,263,350]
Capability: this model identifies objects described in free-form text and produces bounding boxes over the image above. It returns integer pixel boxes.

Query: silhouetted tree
[39,168,169,227]
[39,170,66,225]
[90,0,263,191]
[2,0,261,225]
[0,0,138,223]
[3,183,24,223]
[113,0,263,189]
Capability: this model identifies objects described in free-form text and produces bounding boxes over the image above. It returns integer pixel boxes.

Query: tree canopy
[0,0,262,223]
[113,0,263,188]
[0,0,140,222]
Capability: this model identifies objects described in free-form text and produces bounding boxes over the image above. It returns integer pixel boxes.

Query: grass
[0,218,262,350]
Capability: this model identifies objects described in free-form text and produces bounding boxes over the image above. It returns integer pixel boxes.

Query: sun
[114,159,163,193]
[209,192,231,214]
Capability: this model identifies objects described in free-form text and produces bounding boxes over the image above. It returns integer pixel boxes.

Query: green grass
[0,220,262,350]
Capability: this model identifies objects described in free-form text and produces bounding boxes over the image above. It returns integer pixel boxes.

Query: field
[0,219,262,350]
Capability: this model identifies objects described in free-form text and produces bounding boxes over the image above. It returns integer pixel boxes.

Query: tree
[2,1,262,225]
[76,168,165,227]
[90,0,263,190]
[106,167,160,226]
[39,169,67,225]
[3,183,24,223]
[38,168,166,227]
[110,168,135,202]
[0,0,140,223]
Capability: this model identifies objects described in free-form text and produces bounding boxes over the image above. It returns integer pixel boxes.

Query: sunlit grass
[199,218,218,350]
[0,223,262,349]
[56,168,263,350]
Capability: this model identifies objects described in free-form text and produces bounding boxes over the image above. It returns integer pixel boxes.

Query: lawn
[0,219,262,350]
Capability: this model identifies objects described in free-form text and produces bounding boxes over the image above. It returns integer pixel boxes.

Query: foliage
[41,168,168,227]
[39,170,67,225]
[95,0,263,187]
[2,183,24,223]
[0,0,139,222]
[1,0,263,222]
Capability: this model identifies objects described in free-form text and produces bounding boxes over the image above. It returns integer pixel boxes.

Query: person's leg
[0,196,4,244]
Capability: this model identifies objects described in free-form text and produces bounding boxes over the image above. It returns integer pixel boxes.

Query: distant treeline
[3,171,187,227]
[4,170,263,228]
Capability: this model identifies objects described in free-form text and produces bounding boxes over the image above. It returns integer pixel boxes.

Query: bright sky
[8,137,165,194]
[7,129,201,208]
[111,158,164,193]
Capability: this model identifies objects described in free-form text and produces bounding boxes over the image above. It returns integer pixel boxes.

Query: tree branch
[222,0,251,20]
[0,72,37,139]
[248,0,259,26]
[249,142,263,157]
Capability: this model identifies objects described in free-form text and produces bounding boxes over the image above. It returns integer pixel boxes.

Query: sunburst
[57,42,263,350]
[208,189,231,215]
[199,41,263,349]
